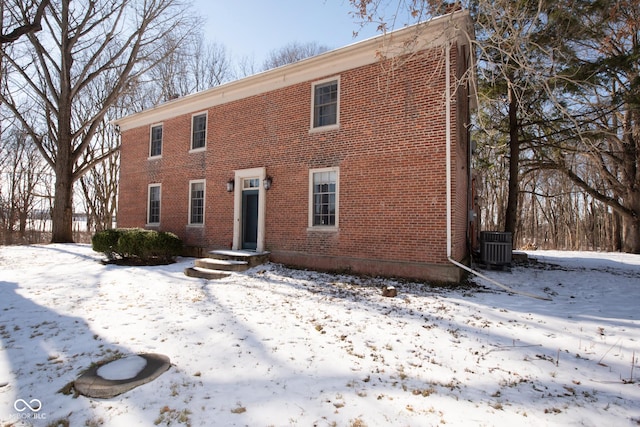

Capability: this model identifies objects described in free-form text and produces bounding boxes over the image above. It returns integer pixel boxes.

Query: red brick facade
[116,12,475,282]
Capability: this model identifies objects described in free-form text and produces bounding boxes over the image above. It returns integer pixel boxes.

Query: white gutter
[443,40,550,301]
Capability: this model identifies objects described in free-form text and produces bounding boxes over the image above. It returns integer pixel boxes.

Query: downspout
[443,39,550,301]
[445,42,453,260]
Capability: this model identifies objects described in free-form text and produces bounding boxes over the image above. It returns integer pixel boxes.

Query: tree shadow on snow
[203,262,640,424]
[0,280,143,424]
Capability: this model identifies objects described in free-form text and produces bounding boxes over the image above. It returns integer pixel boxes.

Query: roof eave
[113,10,473,131]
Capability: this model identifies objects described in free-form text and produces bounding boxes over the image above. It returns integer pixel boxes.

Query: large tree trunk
[51,15,74,243]
[622,218,640,253]
[50,1,75,243]
[504,83,519,239]
[621,192,640,253]
[51,160,74,243]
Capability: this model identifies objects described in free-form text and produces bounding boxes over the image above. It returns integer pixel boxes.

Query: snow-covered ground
[1,244,638,426]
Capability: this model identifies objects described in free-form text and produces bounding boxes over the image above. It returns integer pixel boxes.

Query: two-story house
[114,9,476,283]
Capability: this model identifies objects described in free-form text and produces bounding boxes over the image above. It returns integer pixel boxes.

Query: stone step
[207,250,270,268]
[184,249,270,280]
[195,258,249,272]
[184,266,231,280]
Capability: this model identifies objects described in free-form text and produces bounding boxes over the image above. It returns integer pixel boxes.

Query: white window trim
[308,167,339,230]
[147,183,161,226]
[309,76,340,133]
[188,179,206,226]
[189,111,207,152]
[148,123,163,159]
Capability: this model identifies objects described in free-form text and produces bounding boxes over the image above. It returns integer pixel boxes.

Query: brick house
[114,10,476,283]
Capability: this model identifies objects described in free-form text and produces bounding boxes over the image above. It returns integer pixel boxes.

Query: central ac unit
[480,231,512,267]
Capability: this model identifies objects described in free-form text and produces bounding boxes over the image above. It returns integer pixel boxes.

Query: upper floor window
[191,113,207,150]
[150,124,162,157]
[309,167,339,229]
[189,180,205,225]
[311,78,339,130]
[148,184,161,225]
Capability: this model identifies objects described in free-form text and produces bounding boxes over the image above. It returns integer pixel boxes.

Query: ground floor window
[148,184,161,225]
[309,167,339,228]
[189,180,205,225]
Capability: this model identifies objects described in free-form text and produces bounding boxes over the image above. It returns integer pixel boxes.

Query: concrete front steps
[184,250,270,280]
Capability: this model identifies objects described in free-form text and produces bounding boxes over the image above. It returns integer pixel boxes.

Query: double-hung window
[311,78,339,130]
[191,113,207,150]
[189,180,205,225]
[150,124,162,157]
[309,167,339,228]
[148,184,161,225]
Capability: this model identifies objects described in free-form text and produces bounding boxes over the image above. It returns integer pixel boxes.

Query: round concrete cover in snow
[97,355,147,380]
[75,353,170,398]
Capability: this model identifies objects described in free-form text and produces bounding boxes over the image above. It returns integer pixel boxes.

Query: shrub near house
[92,228,182,265]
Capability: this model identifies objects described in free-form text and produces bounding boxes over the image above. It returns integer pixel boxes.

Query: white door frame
[233,167,266,252]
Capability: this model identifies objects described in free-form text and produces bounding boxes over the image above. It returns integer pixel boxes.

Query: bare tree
[235,54,259,79]
[0,0,49,44]
[262,41,330,71]
[79,117,120,234]
[146,32,232,104]
[0,0,200,243]
[193,39,232,91]
[0,126,48,244]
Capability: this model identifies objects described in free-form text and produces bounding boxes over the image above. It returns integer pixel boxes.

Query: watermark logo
[11,398,47,421]
[14,398,42,412]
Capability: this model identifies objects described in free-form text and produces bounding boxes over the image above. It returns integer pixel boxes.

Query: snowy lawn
[1,244,639,426]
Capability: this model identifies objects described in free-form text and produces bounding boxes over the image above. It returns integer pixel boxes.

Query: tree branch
[0,0,50,44]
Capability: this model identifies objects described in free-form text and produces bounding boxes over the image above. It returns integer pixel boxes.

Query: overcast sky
[191,0,386,65]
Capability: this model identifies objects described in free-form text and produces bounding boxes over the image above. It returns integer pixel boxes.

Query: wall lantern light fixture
[226,178,234,192]
[263,175,273,190]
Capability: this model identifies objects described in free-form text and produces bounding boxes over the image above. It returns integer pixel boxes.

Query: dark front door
[242,189,259,250]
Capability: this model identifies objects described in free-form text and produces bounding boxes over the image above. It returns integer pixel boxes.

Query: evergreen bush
[91,228,182,265]
[91,229,123,260]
